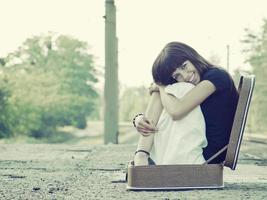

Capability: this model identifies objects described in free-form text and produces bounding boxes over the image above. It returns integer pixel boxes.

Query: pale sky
[1,0,267,87]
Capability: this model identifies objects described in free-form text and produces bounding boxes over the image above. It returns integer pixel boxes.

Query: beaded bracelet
[132,113,144,127]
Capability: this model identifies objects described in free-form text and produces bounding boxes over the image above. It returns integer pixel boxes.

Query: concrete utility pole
[104,0,118,144]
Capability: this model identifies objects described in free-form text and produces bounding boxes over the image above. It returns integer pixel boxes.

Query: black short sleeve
[201,67,239,163]
[202,68,231,91]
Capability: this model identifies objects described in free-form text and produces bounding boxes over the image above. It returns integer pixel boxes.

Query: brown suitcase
[126,75,255,190]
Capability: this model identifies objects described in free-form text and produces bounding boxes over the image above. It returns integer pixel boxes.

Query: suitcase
[126,75,255,190]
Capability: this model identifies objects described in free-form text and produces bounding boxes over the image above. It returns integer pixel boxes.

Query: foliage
[0,33,99,138]
[119,85,150,121]
[0,78,13,137]
[242,19,267,133]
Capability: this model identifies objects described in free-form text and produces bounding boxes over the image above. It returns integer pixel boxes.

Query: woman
[133,42,238,166]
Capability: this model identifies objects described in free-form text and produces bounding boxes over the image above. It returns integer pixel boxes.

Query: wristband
[135,149,150,156]
[132,113,144,127]
[150,90,160,95]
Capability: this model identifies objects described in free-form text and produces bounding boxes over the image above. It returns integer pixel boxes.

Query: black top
[200,67,238,163]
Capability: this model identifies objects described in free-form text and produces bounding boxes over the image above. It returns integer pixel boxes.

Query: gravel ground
[0,140,267,200]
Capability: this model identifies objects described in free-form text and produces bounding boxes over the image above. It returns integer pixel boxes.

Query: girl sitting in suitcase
[133,42,238,166]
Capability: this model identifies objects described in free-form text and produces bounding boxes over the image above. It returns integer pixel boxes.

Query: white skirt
[150,82,207,165]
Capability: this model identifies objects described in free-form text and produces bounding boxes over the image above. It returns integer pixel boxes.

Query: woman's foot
[134,151,149,166]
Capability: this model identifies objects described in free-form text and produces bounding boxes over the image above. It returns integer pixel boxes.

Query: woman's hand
[149,83,160,95]
[135,115,158,136]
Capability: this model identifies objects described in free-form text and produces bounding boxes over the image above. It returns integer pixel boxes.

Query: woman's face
[171,60,201,85]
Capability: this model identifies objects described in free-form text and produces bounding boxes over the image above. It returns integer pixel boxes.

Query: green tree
[0,77,13,138]
[119,86,150,122]
[0,33,99,138]
[242,19,267,134]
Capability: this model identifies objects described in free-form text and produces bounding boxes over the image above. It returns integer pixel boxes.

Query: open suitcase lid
[224,75,255,170]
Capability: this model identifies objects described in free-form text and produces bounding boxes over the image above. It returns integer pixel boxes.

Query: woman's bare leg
[134,92,163,166]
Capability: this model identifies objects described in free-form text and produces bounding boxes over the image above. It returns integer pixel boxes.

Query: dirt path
[0,140,267,200]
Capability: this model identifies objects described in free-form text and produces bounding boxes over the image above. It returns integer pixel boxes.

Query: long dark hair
[152,42,214,85]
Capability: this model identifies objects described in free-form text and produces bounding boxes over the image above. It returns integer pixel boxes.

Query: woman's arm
[135,92,162,135]
[159,80,216,120]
